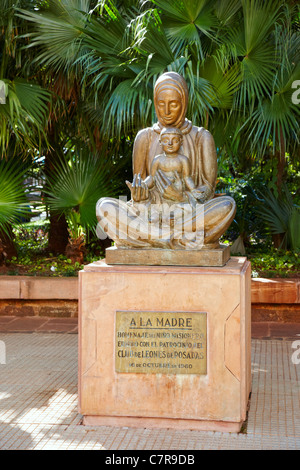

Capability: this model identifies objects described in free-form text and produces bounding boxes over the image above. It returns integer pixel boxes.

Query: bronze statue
[96,71,236,250]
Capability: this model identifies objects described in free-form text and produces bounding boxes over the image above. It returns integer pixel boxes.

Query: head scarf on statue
[153,72,192,135]
[133,70,215,190]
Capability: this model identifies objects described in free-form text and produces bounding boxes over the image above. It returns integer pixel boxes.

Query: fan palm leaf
[242,26,300,157]
[44,148,123,230]
[18,0,91,74]
[289,207,300,251]
[255,186,300,250]
[198,58,241,110]
[0,78,51,153]
[214,0,242,28]
[0,158,30,234]
[219,0,286,109]
[0,0,52,154]
[151,0,217,59]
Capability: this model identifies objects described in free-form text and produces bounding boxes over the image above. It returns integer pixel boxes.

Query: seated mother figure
[96,72,236,249]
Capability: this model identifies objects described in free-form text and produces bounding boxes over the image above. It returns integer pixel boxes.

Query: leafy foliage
[249,249,300,278]
[0,0,51,155]
[0,158,30,234]
[0,0,299,268]
[17,0,299,181]
[44,147,125,231]
[3,221,299,278]
[255,185,300,250]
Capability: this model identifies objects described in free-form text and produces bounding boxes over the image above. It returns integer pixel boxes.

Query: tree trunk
[47,212,69,255]
[272,233,285,249]
[0,226,17,264]
[44,128,69,255]
[276,125,286,195]
[272,125,286,249]
[272,149,285,248]
[276,151,285,196]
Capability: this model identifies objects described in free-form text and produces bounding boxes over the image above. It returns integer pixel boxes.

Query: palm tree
[0,157,30,262]
[20,1,299,169]
[19,0,300,251]
[0,0,51,258]
[0,0,51,154]
[44,146,124,262]
[255,185,300,251]
[18,0,221,138]
[9,0,96,255]
[228,1,300,192]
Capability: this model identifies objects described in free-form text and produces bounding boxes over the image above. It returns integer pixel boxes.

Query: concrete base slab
[82,415,243,433]
[105,244,230,267]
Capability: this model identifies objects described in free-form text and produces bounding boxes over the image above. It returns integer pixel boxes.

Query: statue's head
[154,72,188,128]
[159,127,183,155]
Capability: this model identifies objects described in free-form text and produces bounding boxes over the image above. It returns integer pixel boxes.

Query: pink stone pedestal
[78,257,251,432]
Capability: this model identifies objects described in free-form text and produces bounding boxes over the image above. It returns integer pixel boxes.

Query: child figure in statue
[142,127,209,206]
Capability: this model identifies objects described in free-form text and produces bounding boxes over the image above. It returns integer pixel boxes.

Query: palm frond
[14,79,50,125]
[214,0,242,27]
[199,58,241,109]
[0,79,50,153]
[255,185,300,250]
[244,82,300,157]
[18,0,91,73]
[101,78,152,139]
[289,207,300,251]
[44,148,122,230]
[0,158,30,234]
[218,0,287,108]
[152,0,217,59]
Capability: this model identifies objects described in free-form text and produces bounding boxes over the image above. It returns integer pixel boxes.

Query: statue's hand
[155,170,184,202]
[126,173,149,202]
[191,185,211,203]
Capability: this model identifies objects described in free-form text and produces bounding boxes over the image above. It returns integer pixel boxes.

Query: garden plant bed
[0,235,299,279]
[0,252,299,279]
[0,223,299,322]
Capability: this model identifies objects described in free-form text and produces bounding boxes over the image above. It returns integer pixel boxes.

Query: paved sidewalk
[0,320,299,450]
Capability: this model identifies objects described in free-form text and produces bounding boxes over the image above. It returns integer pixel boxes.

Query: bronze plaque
[115,311,207,375]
